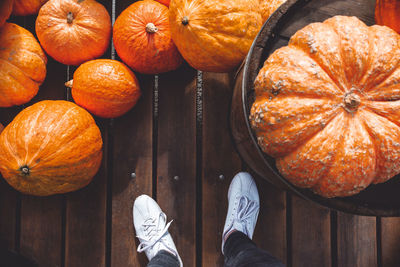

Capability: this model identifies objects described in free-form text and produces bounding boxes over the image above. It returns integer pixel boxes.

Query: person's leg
[133,195,182,267]
[223,231,284,267]
[221,172,285,267]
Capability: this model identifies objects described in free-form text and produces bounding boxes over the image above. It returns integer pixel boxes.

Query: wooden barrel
[231,0,400,216]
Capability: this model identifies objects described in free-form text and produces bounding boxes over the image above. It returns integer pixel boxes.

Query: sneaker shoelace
[137,212,173,255]
[234,195,259,236]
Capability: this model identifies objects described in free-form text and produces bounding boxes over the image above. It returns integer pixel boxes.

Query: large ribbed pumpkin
[0,0,13,28]
[250,16,400,198]
[36,0,111,65]
[66,59,141,118]
[0,101,103,196]
[113,0,183,74]
[0,23,47,107]
[13,0,48,16]
[169,0,262,72]
[375,0,400,34]
[260,0,286,23]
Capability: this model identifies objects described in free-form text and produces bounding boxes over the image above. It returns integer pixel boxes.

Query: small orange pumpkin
[250,16,400,198]
[35,0,111,66]
[66,59,141,118]
[155,0,169,6]
[260,0,286,23]
[169,0,262,72]
[0,0,14,28]
[0,100,103,196]
[375,0,400,34]
[12,0,48,16]
[113,0,183,74]
[0,23,47,107]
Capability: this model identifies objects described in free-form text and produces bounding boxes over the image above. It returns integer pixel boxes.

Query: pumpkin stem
[20,166,30,176]
[343,91,361,112]
[65,79,73,88]
[145,23,158,33]
[67,12,74,24]
[182,16,189,25]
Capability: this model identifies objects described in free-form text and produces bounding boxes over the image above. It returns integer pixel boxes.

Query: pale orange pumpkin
[113,0,183,74]
[0,100,103,196]
[260,0,286,23]
[375,0,400,34]
[250,16,400,198]
[0,23,47,107]
[169,0,262,72]
[35,0,111,65]
[66,59,141,118]
[0,0,14,28]
[13,0,48,16]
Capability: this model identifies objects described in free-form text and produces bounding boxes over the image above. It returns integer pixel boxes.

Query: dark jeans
[224,231,285,267]
[147,250,180,267]
[147,231,284,267]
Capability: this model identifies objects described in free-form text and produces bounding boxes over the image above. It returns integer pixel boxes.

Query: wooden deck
[1,0,400,266]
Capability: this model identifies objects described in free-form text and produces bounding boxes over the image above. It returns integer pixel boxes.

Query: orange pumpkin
[13,0,48,16]
[113,0,183,74]
[0,23,47,107]
[0,0,14,28]
[35,0,111,66]
[375,0,400,34]
[155,0,169,6]
[260,0,286,23]
[169,0,262,72]
[250,16,400,198]
[66,59,141,118]
[0,100,103,196]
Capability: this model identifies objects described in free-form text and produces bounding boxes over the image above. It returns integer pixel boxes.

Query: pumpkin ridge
[258,106,343,157]
[277,111,346,188]
[73,87,139,105]
[32,149,102,174]
[28,117,98,168]
[289,44,346,93]
[24,107,77,167]
[362,104,400,130]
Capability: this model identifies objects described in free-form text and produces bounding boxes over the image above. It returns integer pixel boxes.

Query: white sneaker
[133,195,183,267]
[221,172,260,254]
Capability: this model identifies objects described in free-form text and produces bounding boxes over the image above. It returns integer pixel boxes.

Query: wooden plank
[337,213,377,267]
[64,119,107,267]
[202,72,242,266]
[0,108,20,253]
[157,65,197,266]
[251,171,287,264]
[20,196,63,267]
[291,195,331,267]
[111,75,154,267]
[381,218,400,267]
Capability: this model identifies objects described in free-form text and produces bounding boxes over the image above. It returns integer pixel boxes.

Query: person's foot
[222,172,260,254]
[133,195,183,267]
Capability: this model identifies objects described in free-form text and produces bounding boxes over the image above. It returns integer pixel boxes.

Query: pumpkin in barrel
[0,100,103,196]
[250,16,400,198]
